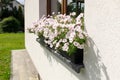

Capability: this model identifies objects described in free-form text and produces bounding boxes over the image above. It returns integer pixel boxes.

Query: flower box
[28,12,87,73]
[59,49,83,65]
[70,49,83,64]
[36,38,84,73]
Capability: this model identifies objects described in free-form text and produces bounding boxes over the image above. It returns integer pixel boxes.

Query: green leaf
[67,43,77,55]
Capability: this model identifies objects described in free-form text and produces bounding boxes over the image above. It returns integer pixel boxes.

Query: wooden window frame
[47,0,67,15]
[61,0,67,14]
[47,0,84,15]
[47,0,51,15]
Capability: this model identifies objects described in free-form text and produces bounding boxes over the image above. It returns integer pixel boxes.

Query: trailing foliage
[28,12,88,55]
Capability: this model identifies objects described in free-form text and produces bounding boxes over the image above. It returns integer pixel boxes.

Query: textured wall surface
[25,0,120,80]
[25,0,42,29]
[85,0,120,80]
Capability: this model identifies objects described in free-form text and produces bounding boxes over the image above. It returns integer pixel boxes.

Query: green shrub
[0,26,3,33]
[0,16,20,33]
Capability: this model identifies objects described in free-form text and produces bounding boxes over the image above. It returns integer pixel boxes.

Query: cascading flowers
[28,12,88,55]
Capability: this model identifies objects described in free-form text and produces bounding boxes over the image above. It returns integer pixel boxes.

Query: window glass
[50,0,84,16]
[67,0,84,16]
[57,0,62,12]
[50,0,61,14]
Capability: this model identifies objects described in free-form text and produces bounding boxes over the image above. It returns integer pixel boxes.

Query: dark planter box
[59,49,83,65]
[70,49,83,64]
[38,37,45,44]
[36,38,84,73]
[58,50,71,60]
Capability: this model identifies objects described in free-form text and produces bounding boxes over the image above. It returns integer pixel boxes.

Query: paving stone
[10,49,39,80]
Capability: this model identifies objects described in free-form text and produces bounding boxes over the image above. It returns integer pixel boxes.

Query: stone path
[10,49,39,80]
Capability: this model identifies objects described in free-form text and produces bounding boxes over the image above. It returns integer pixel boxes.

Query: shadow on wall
[84,37,110,80]
[38,36,110,80]
[41,44,87,79]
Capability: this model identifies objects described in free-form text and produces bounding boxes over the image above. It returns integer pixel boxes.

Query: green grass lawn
[0,33,25,80]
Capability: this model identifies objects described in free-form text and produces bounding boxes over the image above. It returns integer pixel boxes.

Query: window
[47,0,51,15]
[47,0,84,16]
[67,0,84,16]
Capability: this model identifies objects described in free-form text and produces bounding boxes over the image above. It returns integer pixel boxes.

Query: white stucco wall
[85,0,120,80]
[25,0,40,28]
[25,0,120,80]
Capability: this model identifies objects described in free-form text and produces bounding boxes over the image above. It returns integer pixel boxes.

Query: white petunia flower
[62,43,69,51]
[70,12,76,16]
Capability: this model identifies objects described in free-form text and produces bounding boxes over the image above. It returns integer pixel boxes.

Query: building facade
[25,0,120,80]
[0,0,24,11]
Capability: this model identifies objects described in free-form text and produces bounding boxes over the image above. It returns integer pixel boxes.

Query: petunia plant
[27,12,87,55]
